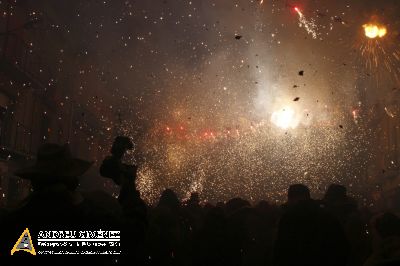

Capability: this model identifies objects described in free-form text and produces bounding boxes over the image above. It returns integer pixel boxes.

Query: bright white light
[271,107,297,129]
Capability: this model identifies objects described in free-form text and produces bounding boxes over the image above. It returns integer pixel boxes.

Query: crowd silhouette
[0,137,400,266]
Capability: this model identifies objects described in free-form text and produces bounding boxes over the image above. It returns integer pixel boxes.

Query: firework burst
[358,22,400,83]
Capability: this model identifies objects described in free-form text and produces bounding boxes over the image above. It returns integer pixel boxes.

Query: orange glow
[363,24,387,39]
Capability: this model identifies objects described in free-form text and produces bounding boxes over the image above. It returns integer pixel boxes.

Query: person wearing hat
[15,143,93,196]
[0,144,100,253]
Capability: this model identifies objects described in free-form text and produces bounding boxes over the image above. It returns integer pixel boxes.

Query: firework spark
[97,1,384,205]
[358,22,400,82]
[294,7,319,39]
[119,101,371,205]
[384,107,395,118]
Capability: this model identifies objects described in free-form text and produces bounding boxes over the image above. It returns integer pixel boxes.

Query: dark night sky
[31,0,399,121]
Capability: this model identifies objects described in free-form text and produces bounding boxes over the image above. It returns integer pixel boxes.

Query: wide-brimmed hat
[15,143,93,180]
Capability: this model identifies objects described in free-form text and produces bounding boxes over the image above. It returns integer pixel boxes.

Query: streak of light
[384,107,395,118]
[294,7,318,39]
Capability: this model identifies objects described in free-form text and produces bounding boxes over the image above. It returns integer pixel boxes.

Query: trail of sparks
[359,23,400,83]
[384,107,395,118]
[295,7,318,39]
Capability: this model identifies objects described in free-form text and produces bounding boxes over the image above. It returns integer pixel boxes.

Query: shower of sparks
[119,108,373,205]
[22,0,397,206]
[359,22,400,82]
[294,7,319,39]
[360,40,383,69]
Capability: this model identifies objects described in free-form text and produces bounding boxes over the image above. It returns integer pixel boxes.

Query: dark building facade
[0,0,106,207]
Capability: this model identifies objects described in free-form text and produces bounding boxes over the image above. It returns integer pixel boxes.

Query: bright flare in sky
[271,107,297,129]
[363,24,387,39]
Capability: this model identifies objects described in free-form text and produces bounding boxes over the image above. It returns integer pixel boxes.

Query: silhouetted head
[111,136,134,158]
[187,192,200,206]
[216,202,225,209]
[255,200,271,211]
[288,184,310,204]
[225,197,250,214]
[158,189,180,210]
[14,143,92,191]
[324,184,347,202]
[375,212,400,239]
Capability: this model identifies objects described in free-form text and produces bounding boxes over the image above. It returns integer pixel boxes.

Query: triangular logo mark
[11,228,36,255]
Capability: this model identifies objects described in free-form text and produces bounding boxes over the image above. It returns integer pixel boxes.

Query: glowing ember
[363,24,387,39]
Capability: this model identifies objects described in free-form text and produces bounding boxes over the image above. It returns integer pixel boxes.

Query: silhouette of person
[0,143,119,259]
[274,184,349,266]
[323,184,369,265]
[323,184,357,223]
[100,136,147,263]
[100,136,139,208]
[148,189,185,265]
[364,212,400,266]
[11,143,94,224]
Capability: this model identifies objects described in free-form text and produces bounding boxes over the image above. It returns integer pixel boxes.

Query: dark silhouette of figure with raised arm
[100,136,147,263]
[100,136,145,213]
